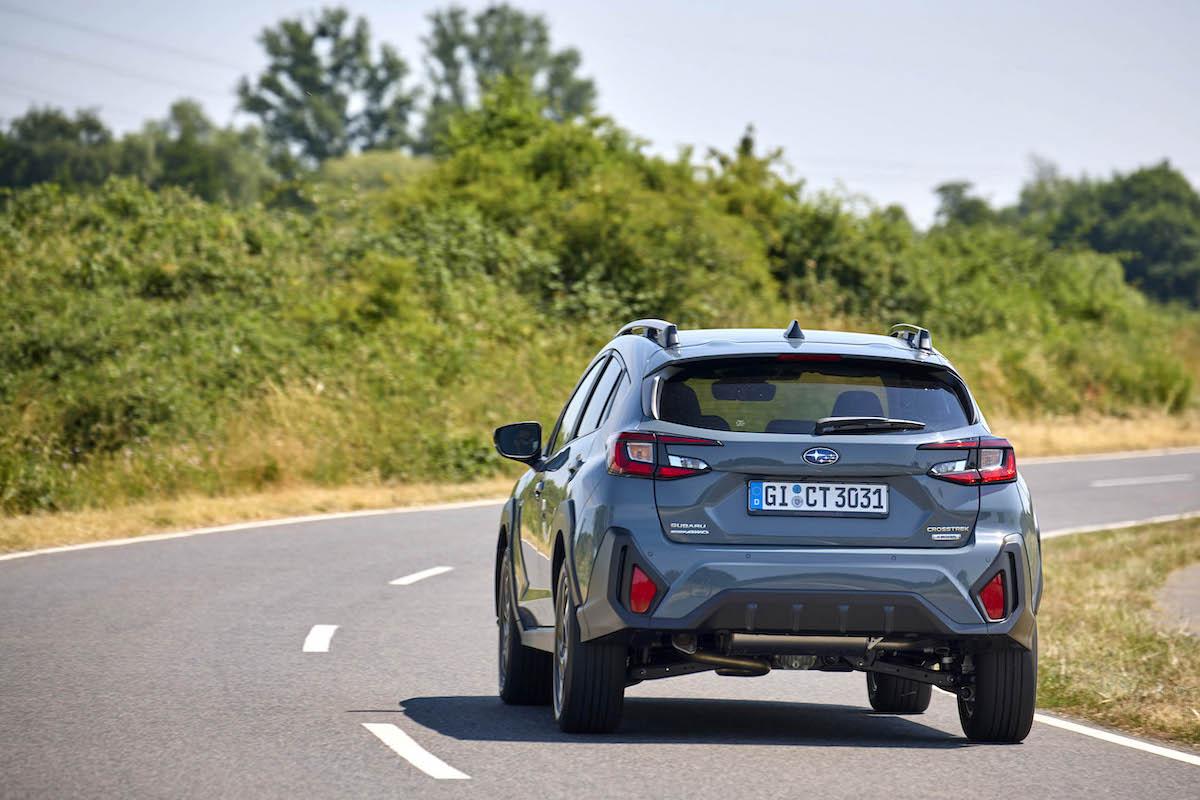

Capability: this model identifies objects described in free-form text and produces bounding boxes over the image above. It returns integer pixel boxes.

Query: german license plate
[748,481,888,515]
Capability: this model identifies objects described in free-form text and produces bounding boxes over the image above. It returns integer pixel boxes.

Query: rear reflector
[629,565,657,613]
[920,436,1017,485]
[978,572,1007,621]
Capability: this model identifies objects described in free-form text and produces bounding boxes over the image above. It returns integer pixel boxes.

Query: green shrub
[0,86,1196,514]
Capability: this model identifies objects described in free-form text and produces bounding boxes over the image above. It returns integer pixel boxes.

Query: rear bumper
[576,527,1037,650]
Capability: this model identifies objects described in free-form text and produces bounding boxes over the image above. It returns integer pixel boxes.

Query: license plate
[748,481,889,515]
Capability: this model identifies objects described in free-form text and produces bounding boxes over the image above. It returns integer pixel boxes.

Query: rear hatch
[650,355,983,548]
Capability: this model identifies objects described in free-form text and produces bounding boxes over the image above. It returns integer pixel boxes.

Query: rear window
[659,358,971,434]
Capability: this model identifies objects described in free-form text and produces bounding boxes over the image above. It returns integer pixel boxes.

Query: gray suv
[493,320,1041,742]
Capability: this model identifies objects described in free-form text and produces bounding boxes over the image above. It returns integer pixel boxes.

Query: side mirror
[493,421,543,466]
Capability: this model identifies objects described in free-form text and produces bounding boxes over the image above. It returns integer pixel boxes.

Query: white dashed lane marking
[301,624,338,653]
[390,566,454,586]
[1089,473,1193,488]
[362,723,470,780]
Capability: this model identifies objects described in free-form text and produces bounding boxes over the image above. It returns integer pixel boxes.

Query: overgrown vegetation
[1038,519,1200,746]
[1,79,1197,515]
[1,4,1198,516]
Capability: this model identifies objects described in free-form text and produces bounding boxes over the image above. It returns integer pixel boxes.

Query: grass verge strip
[1038,517,1200,747]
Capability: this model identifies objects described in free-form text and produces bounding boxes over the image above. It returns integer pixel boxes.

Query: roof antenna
[784,320,804,340]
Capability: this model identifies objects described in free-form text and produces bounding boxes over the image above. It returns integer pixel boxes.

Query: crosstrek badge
[927,525,969,541]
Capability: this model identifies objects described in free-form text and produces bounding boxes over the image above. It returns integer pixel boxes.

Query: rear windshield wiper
[813,416,926,435]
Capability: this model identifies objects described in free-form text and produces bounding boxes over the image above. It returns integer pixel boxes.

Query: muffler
[671,633,770,676]
[728,634,871,656]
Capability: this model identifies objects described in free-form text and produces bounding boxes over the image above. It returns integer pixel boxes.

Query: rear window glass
[659,358,971,434]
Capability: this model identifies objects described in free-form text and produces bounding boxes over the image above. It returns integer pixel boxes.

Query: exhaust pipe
[728,634,933,655]
[671,634,770,676]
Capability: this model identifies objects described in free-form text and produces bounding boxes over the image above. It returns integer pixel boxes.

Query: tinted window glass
[578,357,623,436]
[660,358,970,434]
[547,357,607,454]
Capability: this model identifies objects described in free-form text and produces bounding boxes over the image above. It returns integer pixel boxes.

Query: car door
[539,353,626,559]
[515,355,608,627]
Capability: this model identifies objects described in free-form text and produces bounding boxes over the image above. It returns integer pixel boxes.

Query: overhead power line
[0,2,248,73]
[0,77,145,119]
[0,39,230,99]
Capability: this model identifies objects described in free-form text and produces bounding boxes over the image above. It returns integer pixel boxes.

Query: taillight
[977,437,1017,483]
[920,437,1017,485]
[607,432,720,479]
[629,565,657,613]
[607,432,656,477]
[978,571,1007,621]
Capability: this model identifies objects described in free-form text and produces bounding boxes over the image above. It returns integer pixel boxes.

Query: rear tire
[866,671,932,713]
[958,628,1037,743]
[552,564,626,733]
[497,555,551,705]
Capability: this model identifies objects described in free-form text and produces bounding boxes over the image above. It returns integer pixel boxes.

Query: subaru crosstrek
[492,320,1041,742]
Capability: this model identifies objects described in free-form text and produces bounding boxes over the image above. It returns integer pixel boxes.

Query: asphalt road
[1,449,1198,798]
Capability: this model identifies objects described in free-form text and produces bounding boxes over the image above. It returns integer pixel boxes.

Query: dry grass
[0,478,514,555]
[2,413,1198,556]
[994,410,1200,457]
[1038,518,1200,746]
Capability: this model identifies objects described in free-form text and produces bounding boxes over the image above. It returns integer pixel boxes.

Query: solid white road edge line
[1022,445,1200,465]
[1089,473,1193,488]
[1032,712,1200,768]
[3,442,1198,563]
[390,566,454,585]
[302,624,338,653]
[362,723,470,780]
[932,689,1200,767]
[0,497,507,562]
[1042,510,1200,539]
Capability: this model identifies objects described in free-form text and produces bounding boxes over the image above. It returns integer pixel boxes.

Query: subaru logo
[803,447,839,466]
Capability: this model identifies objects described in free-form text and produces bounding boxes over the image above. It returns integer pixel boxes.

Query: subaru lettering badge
[803,447,839,466]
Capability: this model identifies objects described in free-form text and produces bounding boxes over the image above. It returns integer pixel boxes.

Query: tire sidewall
[552,566,573,723]
[498,556,517,695]
[958,625,1038,741]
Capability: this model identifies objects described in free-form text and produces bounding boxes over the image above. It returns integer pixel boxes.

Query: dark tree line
[934,161,1200,306]
[0,102,273,204]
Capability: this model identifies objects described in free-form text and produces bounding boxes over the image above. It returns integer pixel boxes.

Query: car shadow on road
[380,695,968,749]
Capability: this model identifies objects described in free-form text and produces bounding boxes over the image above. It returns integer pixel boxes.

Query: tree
[0,107,118,188]
[1006,160,1200,306]
[418,3,596,152]
[138,100,276,204]
[237,6,418,167]
[0,101,276,204]
[933,181,995,227]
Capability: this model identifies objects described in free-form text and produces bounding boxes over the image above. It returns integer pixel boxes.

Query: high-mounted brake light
[920,437,1017,485]
[776,353,843,362]
[629,565,657,613]
[978,571,1007,621]
[607,432,720,480]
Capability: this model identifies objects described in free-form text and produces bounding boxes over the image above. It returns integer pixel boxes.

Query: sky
[1,0,1197,224]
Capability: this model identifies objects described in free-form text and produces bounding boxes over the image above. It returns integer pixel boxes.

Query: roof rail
[616,318,679,349]
[889,323,933,352]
